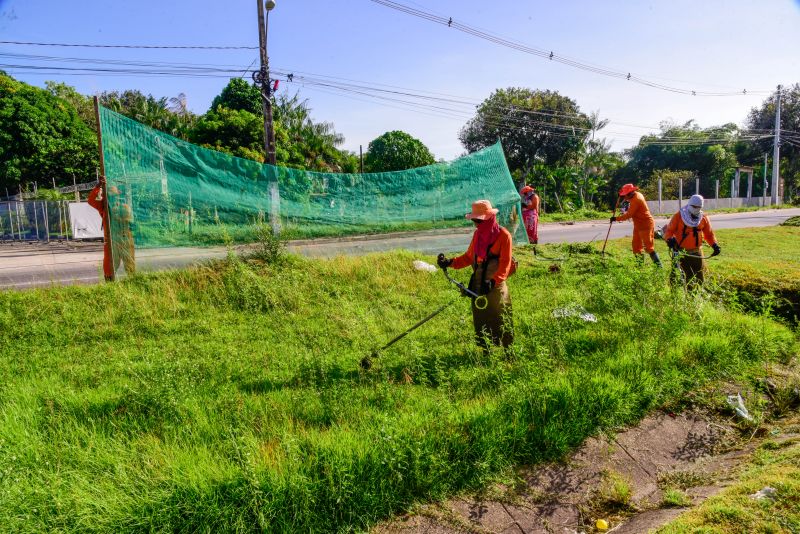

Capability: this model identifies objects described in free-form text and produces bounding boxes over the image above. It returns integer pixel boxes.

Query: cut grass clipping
[0,229,797,532]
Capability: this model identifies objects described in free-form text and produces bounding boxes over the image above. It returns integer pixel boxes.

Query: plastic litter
[552,305,597,323]
[750,487,777,501]
[726,393,753,421]
[412,260,438,273]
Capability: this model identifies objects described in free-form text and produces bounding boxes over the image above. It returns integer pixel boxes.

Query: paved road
[1,208,797,290]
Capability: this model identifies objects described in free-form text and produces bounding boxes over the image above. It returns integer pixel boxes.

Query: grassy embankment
[602,224,800,323]
[658,426,800,533]
[0,227,797,532]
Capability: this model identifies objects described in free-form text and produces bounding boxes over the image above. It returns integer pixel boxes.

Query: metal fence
[0,201,77,242]
[645,176,781,215]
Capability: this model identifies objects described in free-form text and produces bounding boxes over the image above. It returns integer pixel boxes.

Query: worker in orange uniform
[87,177,136,281]
[664,194,720,287]
[520,185,540,245]
[437,200,514,349]
[610,183,662,266]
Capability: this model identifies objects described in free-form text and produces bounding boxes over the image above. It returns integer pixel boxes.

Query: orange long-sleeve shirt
[451,227,513,284]
[615,191,653,227]
[87,185,105,218]
[663,212,717,250]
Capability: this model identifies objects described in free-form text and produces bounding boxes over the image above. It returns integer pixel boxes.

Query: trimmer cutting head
[360,355,375,370]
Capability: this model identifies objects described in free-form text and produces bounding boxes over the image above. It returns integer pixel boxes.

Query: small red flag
[273,80,280,91]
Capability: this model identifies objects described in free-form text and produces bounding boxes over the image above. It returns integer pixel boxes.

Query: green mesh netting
[99,106,526,272]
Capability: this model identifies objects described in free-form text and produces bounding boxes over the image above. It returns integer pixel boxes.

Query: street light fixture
[255,0,277,165]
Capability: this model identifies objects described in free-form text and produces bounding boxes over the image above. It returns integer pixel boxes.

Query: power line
[275,71,771,140]
[287,76,770,146]
[367,0,774,98]
[0,40,256,50]
[5,62,767,145]
[1,52,773,147]
[3,49,777,137]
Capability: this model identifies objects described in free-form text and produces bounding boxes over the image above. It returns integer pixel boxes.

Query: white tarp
[68,202,103,239]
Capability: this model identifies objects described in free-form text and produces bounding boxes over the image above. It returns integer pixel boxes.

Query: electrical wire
[2,49,776,138]
[0,40,256,50]
[286,75,771,146]
[1,52,775,147]
[367,0,774,98]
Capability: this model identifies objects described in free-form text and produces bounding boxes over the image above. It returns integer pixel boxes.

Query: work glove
[666,237,678,251]
[436,253,452,269]
[712,243,721,256]
[481,279,496,294]
[609,216,617,223]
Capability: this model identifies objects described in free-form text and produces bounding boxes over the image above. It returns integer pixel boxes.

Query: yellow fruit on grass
[596,518,609,531]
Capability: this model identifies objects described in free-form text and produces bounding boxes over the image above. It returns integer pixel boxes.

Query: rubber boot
[649,251,662,268]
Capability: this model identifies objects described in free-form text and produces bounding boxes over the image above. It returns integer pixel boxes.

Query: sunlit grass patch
[0,230,797,532]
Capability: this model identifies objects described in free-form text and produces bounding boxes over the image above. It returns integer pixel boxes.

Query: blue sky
[1,0,798,159]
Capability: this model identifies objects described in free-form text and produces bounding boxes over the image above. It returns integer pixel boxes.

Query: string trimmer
[360,266,486,370]
[441,266,488,309]
[669,248,720,261]
[601,196,622,258]
[676,249,720,260]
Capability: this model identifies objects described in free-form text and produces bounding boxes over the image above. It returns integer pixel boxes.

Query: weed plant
[0,245,796,532]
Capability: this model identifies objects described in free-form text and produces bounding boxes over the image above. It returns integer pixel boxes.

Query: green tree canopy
[620,121,741,198]
[192,90,358,173]
[45,81,96,131]
[459,88,590,171]
[745,84,799,201]
[210,78,262,115]
[364,130,435,172]
[189,106,265,162]
[275,93,356,172]
[99,89,196,139]
[0,73,98,193]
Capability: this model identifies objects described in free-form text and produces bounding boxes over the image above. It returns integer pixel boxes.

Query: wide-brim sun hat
[465,199,499,220]
[618,183,639,196]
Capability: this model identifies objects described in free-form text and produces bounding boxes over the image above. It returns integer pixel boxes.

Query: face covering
[680,204,702,228]
[474,213,501,260]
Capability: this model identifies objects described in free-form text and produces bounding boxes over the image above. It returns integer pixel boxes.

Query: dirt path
[374,407,798,534]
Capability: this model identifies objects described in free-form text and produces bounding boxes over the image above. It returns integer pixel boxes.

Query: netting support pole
[44,202,50,243]
[33,201,39,240]
[93,96,116,282]
[270,181,281,236]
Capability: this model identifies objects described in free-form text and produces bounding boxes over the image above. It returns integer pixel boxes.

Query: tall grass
[0,245,796,532]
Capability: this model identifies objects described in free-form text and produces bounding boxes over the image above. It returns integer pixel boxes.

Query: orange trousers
[630,223,655,254]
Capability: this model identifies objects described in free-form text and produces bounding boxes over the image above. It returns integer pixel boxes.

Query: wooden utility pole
[255,0,277,165]
[771,85,782,205]
[93,96,115,281]
[359,145,364,173]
